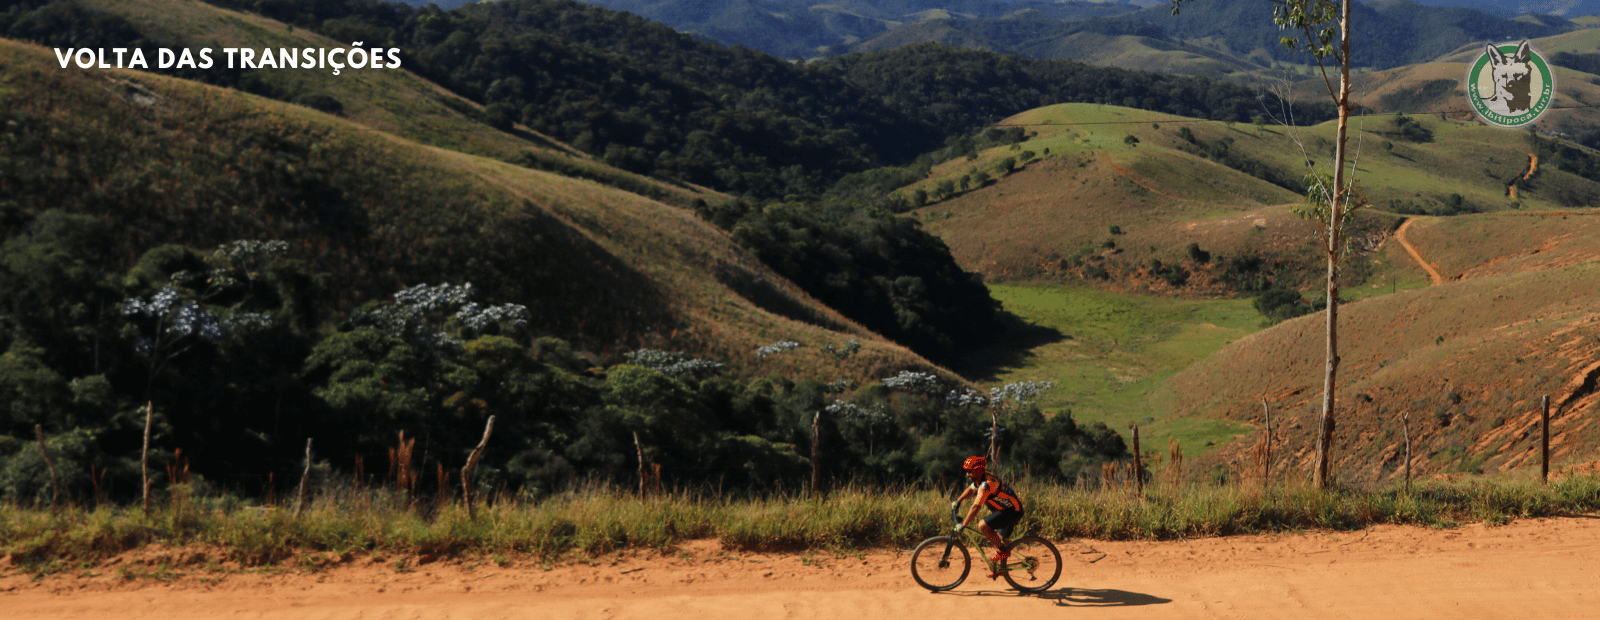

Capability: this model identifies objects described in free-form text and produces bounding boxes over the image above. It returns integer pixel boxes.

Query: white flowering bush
[947,380,1055,468]
[121,287,224,345]
[944,387,991,409]
[623,349,725,378]
[825,399,889,424]
[755,340,802,358]
[990,380,1054,407]
[820,340,860,360]
[351,282,529,346]
[883,370,941,394]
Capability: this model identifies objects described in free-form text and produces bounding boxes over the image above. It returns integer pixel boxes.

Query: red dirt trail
[1395,218,1445,285]
[7,516,1600,619]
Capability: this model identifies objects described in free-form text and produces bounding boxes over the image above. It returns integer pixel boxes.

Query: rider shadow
[1038,588,1171,607]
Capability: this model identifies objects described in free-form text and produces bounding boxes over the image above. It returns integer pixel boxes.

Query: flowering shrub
[883,370,941,393]
[121,287,223,343]
[623,349,724,378]
[351,282,529,346]
[755,340,802,358]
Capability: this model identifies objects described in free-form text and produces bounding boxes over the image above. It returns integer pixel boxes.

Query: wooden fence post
[1541,394,1551,485]
[462,416,496,519]
[294,438,313,516]
[34,425,62,509]
[1402,410,1412,493]
[1262,398,1273,483]
[633,431,648,496]
[810,411,822,496]
[142,402,153,516]
[1131,424,1143,497]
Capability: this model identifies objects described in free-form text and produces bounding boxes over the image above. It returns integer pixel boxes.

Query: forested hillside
[0,0,1351,365]
[569,0,1138,59]
[0,37,1137,504]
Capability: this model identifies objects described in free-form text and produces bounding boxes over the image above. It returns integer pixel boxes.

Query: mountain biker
[951,455,1024,573]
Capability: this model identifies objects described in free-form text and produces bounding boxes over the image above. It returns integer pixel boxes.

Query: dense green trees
[0,230,1124,502]
[726,202,1000,365]
[0,0,1159,502]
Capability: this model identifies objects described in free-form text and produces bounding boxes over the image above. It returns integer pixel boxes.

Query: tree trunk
[987,410,1000,469]
[1313,0,1353,491]
[810,411,822,496]
[462,416,496,518]
[35,425,62,509]
[142,401,153,515]
[633,431,648,496]
[294,438,313,516]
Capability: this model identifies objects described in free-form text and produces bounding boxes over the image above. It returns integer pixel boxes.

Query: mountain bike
[909,505,1062,593]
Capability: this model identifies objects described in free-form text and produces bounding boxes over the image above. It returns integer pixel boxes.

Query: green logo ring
[1467,42,1555,128]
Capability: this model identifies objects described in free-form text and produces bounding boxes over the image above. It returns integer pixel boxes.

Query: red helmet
[962,456,987,471]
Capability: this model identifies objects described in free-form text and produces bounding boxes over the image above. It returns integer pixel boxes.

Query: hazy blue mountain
[843,0,1577,71]
[388,0,1589,67]
[564,0,1140,58]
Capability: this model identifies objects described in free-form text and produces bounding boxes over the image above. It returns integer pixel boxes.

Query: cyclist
[951,455,1024,574]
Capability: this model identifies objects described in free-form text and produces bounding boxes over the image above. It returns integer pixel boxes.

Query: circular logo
[1467,40,1555,128]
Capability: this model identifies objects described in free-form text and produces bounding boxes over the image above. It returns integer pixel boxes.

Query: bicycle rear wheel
[1000,536,1061,593]
[909,536,970,591]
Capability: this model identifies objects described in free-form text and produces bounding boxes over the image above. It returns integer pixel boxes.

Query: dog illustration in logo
[1481,41,1533,116]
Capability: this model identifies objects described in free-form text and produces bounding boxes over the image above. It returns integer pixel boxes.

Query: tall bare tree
[1175,0,1364,488]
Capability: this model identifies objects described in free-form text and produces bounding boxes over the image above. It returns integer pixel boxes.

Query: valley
[1,0,1600,520]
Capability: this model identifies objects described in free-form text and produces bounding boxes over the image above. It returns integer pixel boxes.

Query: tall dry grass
[5,475,1600,575]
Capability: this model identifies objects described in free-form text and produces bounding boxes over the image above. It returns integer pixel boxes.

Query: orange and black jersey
[970,471,1023,513]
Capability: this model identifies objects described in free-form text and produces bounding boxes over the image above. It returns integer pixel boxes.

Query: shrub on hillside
[1252,288,1324,325]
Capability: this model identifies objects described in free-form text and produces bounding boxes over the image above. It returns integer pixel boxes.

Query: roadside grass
[6,475,1600,575]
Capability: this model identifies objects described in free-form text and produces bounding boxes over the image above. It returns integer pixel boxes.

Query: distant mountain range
[392,0,1597,71]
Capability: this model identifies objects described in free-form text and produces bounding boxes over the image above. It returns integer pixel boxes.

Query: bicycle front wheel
[1000,536,1061,593]
[909,536,970,591]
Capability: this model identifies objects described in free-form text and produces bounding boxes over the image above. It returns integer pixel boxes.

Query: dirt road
[1395,218,1445,285]
[7,516,1600,619]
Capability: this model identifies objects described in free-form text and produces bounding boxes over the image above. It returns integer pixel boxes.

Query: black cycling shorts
[984,509,1023,539]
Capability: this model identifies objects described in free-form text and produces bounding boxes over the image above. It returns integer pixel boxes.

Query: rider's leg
[977,521,1007,550]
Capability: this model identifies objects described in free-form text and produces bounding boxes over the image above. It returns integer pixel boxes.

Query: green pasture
[977,283,1262,456]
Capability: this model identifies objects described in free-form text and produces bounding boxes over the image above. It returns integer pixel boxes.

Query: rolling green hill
[906,103,1600,289]
[843,0,1589,84]
[889,101,1600,482]
[1164,237,1600,484]
[0,37,920,376]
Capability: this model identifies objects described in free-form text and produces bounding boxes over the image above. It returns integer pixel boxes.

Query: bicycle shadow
[1038,587,1172,607]
[931,587,1168,607]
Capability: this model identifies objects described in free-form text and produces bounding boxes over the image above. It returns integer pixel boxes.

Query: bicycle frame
[947,509,1036,575]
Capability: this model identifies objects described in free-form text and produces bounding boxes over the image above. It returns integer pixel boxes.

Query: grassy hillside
[1165,249,1600,484]
[1015,32,1266,81]
[0,37,933,379]
[906,103,1600,289]
[18,0,708,208]
[1298,30,1600,133]
[894,101,1600,480]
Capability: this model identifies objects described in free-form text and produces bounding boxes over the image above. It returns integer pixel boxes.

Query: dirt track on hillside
[7,516,1600,619]
[1395,218,1445,285]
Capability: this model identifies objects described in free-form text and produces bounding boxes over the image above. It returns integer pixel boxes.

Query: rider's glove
[954,523,965,533]
[951,501,960,511]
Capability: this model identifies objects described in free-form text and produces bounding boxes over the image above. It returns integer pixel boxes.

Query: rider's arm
[961,499,983,529]
[959,483,987,528]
